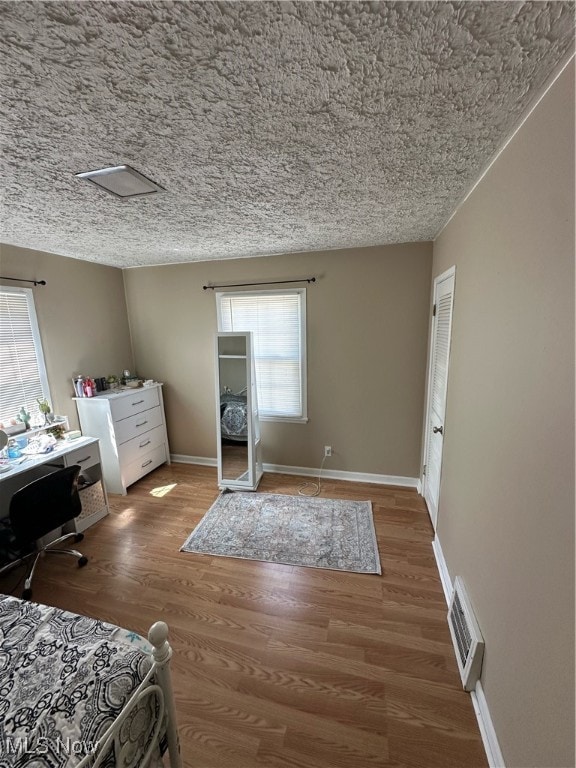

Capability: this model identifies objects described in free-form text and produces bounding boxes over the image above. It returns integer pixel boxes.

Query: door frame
[421,265,456,530]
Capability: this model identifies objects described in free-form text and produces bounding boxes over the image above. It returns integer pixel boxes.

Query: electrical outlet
[324,445,332,457]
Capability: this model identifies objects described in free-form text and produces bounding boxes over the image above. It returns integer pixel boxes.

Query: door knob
[433,426,444,434]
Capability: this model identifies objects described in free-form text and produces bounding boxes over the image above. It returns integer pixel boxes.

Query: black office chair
[0,464,88,599]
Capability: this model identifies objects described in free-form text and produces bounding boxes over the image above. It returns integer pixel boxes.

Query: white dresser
[74,383,170,495]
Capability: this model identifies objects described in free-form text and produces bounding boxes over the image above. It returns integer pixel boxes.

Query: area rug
[181,491,381,574]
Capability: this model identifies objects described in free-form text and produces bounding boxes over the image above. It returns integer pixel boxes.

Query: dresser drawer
[64,443,100,470]
[110,387,160,422]
[123,443,167,489]
[118,425,166,465]
[114,406,164,445]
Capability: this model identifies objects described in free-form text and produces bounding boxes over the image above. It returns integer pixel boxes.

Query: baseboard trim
[263,463,419,488]
[432,535,505,768]
[431,535,453,604]
[170,454,217,467]
[471,682,506,768]
[170,454,419,489]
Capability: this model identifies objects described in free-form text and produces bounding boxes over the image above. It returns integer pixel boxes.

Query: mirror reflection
[220,386,249,481]
[218,342,249,483]
[216,332,262,491]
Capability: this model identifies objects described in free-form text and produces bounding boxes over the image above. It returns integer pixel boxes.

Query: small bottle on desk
[7,440,21,459]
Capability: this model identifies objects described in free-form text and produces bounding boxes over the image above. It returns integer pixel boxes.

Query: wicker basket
[78,481,106,520]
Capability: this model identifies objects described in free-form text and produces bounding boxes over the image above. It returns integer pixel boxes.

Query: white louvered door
[423,267,455,529]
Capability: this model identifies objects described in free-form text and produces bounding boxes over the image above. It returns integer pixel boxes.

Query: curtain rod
[203,277,316,291]
[0,275,46,286]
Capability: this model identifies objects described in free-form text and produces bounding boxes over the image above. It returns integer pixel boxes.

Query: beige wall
[0,244,133,431]
[432,60,575,768]
[123,243,432,478]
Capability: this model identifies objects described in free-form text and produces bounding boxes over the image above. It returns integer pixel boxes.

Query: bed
[0,596,181,768]
[220,393,248,442]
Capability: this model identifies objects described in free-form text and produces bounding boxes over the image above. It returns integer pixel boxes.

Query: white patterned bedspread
[0,596,163,767]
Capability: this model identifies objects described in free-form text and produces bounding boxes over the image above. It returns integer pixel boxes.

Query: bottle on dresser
[82,377,95,398]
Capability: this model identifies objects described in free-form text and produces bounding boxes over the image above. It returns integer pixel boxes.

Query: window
[0,286,50,427]
[216,289,307,421]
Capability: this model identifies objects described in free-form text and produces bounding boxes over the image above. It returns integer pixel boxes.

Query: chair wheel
[78,556,88,567]
[22,588,32,600]
[74,533,84,543]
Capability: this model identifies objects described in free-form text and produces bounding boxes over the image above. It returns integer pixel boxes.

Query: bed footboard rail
[149,621,182,768]
[76,621,182,768]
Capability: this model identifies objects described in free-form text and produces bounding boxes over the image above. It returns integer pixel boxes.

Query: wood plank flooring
[0,463,488,768]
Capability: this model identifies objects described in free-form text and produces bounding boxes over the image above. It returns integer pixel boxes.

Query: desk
[0,436,109,533]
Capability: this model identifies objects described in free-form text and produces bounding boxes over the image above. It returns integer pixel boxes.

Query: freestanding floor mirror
[215,332,263,491]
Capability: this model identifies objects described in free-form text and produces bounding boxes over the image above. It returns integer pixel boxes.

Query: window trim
[215,287,308,423]
[0,285,52,423]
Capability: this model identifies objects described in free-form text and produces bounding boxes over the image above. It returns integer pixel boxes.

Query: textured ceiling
[0,1,574,268]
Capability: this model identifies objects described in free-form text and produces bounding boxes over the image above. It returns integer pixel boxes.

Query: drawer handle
[132,400,145,406]
[135,421,148,428]
[139,440,151,448]
[76,456,91,464]
[141,459,153,468]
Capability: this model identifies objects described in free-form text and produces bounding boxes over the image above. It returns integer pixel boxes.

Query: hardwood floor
[0,463,488,768]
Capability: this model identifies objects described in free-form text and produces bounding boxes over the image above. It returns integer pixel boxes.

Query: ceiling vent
[448,576,485,691]
[74,165,165,198]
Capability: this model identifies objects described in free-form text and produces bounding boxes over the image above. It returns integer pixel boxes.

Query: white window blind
[217,289,307,420]
[0,287,50,426]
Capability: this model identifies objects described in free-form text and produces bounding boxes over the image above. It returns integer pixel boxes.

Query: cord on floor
[297,454,328,497]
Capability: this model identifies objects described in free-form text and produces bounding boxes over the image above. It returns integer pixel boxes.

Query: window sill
[2,417,69,438]
[260,416,309,424]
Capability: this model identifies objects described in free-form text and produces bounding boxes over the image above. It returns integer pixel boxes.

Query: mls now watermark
[3,736,99,757]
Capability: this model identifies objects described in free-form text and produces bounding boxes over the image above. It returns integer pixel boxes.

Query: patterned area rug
[181,491,381,574]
